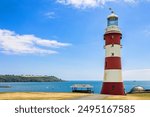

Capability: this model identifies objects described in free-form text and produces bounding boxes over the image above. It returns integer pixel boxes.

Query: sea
[0,81,150,94]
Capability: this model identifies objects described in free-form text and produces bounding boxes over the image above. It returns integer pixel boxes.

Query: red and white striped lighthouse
[101,11,125,95]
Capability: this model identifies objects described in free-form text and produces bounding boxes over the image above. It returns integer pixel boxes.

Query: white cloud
[57,0,116,8]
[0,29,70,55]
[124,0,137,3]
[123,69,150,81]
[56,0,148,8]
[44,12,55,19]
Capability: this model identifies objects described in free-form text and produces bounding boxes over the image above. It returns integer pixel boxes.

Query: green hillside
[0,75,63,82]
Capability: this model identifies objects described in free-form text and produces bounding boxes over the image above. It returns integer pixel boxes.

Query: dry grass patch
[0,92,90,100]
[104,93,150,100]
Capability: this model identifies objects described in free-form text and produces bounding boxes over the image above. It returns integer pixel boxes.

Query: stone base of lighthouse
[101,82,125,95]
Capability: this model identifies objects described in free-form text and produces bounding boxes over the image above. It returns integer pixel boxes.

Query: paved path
[71,94,109,100]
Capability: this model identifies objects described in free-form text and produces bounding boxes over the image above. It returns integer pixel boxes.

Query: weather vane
[109,7,114,13]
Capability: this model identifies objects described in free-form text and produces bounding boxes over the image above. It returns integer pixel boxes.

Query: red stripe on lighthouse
[104,33,122,45]
[101,82,125,95]
[105,57,121,69]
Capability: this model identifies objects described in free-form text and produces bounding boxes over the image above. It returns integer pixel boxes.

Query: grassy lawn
[104,93,150,100]
[0,92,149,100]
[0,92,90,100]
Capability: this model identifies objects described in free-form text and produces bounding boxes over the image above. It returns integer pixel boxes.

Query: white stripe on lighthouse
[104,70,122,82]
[105,25,121,33]
[105,44,121,57]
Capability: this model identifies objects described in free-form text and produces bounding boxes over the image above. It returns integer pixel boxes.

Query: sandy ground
[0,92,149,100]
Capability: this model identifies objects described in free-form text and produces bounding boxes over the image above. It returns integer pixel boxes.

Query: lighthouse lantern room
[101,11,125,95]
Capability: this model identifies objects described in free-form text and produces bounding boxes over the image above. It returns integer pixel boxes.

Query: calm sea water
[0,81,150,94]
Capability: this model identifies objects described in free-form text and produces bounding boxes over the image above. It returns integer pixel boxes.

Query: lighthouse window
[112,53,114,56]
[111,44,114,47]
[112,85,115,90]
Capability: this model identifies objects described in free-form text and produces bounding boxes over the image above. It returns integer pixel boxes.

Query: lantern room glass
[108,17,118,26]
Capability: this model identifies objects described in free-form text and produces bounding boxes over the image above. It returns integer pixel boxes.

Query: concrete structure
[101,11,125,95]
[71,84,94,93]
[130,86,145,93]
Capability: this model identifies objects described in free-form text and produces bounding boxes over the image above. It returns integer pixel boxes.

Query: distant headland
[0,75,64,82]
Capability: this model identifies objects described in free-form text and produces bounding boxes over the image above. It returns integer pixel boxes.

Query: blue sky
[0,0,150,80]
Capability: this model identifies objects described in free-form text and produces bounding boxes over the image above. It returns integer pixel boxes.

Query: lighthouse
[101,11,125,95]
